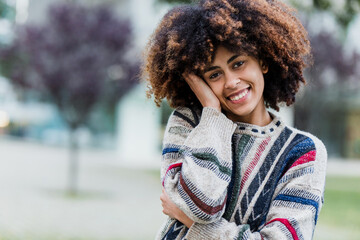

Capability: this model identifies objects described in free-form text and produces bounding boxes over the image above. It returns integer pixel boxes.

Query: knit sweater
[157,107,327,240]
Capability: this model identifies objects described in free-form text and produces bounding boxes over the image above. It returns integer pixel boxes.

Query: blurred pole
[68,128,79,195]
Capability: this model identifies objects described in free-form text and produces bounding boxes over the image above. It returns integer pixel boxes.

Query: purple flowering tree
[0,2,139,195]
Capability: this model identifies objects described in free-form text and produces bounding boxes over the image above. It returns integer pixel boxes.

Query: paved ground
[0,137,359,240]
[0,137,166,240]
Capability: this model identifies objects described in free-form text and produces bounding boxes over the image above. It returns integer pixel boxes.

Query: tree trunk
[67,127,79,196]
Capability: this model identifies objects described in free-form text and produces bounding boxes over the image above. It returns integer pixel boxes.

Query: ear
[260,60,268,74]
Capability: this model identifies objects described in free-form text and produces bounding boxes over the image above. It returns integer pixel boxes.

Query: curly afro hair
[142,0,312,111]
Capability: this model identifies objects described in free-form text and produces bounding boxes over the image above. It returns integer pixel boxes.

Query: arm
[166,135,327,240]
[161,73,237,223]
[161,106,236,223]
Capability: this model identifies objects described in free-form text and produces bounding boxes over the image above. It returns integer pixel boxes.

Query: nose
[224,72,240,89]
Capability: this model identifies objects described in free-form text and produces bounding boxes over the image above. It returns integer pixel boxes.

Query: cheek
[257,76,265,94]
[251,72,265,93]
[208,82,224,98]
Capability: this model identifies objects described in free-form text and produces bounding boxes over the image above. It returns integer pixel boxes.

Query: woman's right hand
[160,188,194,228]
[182,73,221,112]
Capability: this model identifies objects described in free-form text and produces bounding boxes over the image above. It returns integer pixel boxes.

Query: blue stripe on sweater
[275,194,320,224]
[162,147,180,155]
[281,137,315,173]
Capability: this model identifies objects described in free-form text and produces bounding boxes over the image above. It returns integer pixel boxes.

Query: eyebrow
[227,55,240,64]
[203,54,240,73]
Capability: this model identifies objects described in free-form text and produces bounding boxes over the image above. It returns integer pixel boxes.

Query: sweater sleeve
[161,106,237,223]
[184,135,327,240]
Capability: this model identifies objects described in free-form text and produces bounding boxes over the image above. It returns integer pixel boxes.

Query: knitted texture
[157,107,327,240]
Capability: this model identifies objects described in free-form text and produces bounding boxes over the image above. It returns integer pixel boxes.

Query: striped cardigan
[157,107,327,240]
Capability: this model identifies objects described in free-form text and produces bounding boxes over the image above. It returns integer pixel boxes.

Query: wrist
[176,210,194,228]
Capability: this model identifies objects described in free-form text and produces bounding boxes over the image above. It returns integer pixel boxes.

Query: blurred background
[0,0,359,239]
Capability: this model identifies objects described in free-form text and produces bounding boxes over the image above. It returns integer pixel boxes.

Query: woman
[143,0,327,239]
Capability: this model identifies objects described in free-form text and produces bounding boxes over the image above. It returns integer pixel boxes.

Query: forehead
[195,45,252,73]
[211,46,248,63]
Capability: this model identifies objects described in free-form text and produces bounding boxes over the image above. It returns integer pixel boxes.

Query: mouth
[227,88,250,102]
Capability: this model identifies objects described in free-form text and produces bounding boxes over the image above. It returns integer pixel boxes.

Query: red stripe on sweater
[240,137,270,191]
[179,173,227,215]
[290,150,316,169]
[266,218,299,240]
[162,163,183,187]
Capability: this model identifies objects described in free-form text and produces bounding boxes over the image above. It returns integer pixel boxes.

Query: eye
[233,61,244,69]
[209,72,221,80]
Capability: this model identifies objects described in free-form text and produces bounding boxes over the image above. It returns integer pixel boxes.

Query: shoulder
[284,126,327,178]
[287,126,327,158]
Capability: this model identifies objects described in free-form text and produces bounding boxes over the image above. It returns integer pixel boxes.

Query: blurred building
[345,101,360,158]
[344,15,360,158]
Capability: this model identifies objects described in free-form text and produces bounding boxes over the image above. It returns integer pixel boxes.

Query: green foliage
[313,0,332,10]
[290,0,360,29]
[337,0,360,29]
[0,1,15,20]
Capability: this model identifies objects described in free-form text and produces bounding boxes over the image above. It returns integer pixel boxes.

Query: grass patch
[315,176,360,240]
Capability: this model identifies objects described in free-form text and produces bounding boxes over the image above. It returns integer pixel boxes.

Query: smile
[228,88,249,101]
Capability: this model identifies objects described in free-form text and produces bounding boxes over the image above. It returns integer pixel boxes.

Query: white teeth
[229,89,249,101]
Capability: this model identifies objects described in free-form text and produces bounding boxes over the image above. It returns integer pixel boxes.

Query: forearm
[161,107,236,223]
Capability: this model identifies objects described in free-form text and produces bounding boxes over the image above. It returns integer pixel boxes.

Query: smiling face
[202,46,270,125]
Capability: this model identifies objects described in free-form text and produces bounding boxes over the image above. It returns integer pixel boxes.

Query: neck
[226,101,272,126]
[241,111,272,126]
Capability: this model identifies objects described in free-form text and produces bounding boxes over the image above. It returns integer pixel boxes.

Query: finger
[183,73,202,84]
[183,74,205,94]
[182,74,192,86]
[182,72,189,80]
[187,73,202,80]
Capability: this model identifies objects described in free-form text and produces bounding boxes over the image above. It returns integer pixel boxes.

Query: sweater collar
[233,112,284,137]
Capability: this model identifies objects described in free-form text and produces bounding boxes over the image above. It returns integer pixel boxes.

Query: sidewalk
[0,137,166,240]
[0,137,359,240]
